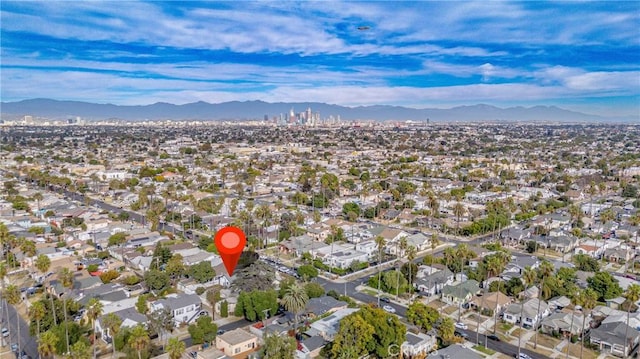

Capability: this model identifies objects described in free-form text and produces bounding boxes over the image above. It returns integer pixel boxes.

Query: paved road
[1,299,37,359]
[458,326,545,359]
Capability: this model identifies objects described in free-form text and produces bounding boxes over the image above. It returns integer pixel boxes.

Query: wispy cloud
[1,0,638,117]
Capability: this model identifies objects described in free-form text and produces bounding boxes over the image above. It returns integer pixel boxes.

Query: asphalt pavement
[1,299,37,359]
[459,326,545,359]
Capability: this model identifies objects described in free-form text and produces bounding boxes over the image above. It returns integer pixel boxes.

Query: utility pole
[262,308,270,327]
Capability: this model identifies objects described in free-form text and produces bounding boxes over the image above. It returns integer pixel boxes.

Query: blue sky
[1,1,639,117]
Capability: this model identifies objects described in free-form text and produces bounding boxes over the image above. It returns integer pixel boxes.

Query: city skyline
[1,1,639,118]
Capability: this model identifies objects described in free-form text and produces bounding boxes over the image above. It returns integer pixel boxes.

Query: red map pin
[214,226,246,276]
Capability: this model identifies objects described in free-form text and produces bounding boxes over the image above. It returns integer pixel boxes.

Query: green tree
[107,232,127,247]
[165,254,185,283]
[166,337,186,359]
[406,302,440,331]
[304,282,325,298]
[102,312,122,357]
[206,287,221,320]
[86,297,103,359]
[357,305,406,358]
[128,324,150,359]
[38,330,58,359]
[579,289,598,359]
[281,283,309,335]
[69,340,91,359]
[235,290,279,322]
[29,301,46,337]
[330,314,374,359]
[261,333,297,359]
[187,316,217,345]
[623,284,640,357]
[296,264,319,280]
[136,294,148,314]
[220,300,228,318]
[35,254,51,275]
[144,269,170,291]
[587,271,623,301]
[188,261,215,283]
[437,317,456,344]
[6,284,22,350]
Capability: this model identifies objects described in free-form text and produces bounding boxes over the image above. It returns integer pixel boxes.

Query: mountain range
[0,98,633,122]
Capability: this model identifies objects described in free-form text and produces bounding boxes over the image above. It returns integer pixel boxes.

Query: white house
[150,293,202,327]
[503,298,550,328]
[355,240,378,261]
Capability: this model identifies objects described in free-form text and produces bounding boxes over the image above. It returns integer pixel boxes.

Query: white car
[454,322,468,330]
[1,327,9,337]
[382,305,396,313]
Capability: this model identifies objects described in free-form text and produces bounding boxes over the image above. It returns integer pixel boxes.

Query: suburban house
[540,311,587,336]
[414,268,454,296]
[96,307,147,343]
[305,296,348,318]
[469,291,512,315]
[503,298,550,328]
[404,232,432,252]
[305,308,359,341]
[215,329,258,357]
[401,332,437,358]
[590,321,640,357]
[441,280,480,307]
[296,336,327,359]
[149,293,202,327]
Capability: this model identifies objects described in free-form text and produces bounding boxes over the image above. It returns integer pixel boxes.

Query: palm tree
[534,261,554,349]
[580,288,597,359]
[166,337,186,359]
[102,313,122,358]
[566,290,581,359]
[281,283,309,336]
[396,237,408,300]
[87,298,104,359]
[453,202,466,234]
[38,330,59,359]
[69,340,92,359]
[29,301,46,337]
[58,267,75,354]
[35,254,51,275]
[406,245,417,301]
[128,324,150,359]
[623,284,640,358]
[33,192,44,213]
[374,235,386,306]
[0,261,8,323]
[5,284,21,352]
[517,266,537,358]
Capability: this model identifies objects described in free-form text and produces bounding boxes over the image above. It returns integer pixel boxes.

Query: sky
[1,1,639,118]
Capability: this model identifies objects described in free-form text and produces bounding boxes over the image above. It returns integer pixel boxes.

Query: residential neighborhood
[0,122,639,359]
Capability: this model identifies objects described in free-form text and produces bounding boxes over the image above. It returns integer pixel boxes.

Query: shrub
[195,287,206,295]
[220,300,228,318]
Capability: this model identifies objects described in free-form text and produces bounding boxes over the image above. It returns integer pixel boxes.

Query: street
[1,299,37,359]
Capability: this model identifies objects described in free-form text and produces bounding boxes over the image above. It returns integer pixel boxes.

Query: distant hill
[0,98,632,122]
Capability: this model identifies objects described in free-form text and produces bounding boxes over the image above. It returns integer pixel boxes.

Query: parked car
[454,322,468,330]
[515,354,532,359]
[382,305,396,313]
[2,327,9,337]
[454,330,468,339]
[487,334,500,341]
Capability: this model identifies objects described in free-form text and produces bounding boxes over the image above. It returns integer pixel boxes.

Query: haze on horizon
[1,1,639,118]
